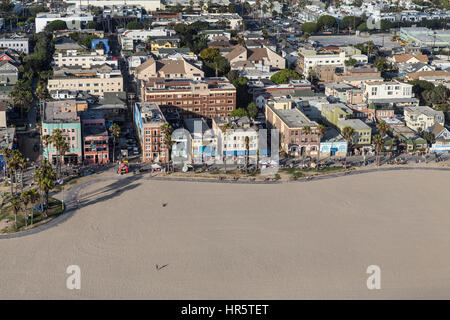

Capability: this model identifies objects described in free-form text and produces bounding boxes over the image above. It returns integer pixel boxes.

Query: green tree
[109,123,121,163]
[342,126,355,155]
[372,134,385,166]
[11,197,21,230]
[376,120,389,137]
[317,15,337,31]
[230,108,247,117]
[85,21,98,30]
[316,124,327,167]
[44,20,67,32]
[357,22,368,32]
[126,21,144,30]
[340,16,362,31]
[244,136,250,172]
[246,102,258,119]
[301,22,318,34]
[270,69,301,84]
[344,58,358,66]
[34,161,55,217]
[199,47,220,62]
[160,123,174,167]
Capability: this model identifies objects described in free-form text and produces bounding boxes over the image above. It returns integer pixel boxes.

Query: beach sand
[0,170,449,299]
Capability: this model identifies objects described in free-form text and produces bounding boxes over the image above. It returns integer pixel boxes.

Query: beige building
[135,57,204,81]
[404,106,445,131]
[47,66,123,97]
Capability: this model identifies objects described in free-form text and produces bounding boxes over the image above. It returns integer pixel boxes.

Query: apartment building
[35,12,94,33]
[134,102,168,163]
[82,113,109,165]
[297,47,368,77]
[41,100,82,164]
[265,100,320,157]
[212,116,259,163]
[404,106,445,131]
[119,27,175,51]
[0,60,19,85]
[141,77,236,119]
[66,0,162,11]
[53,48,118,69]
[47,66,123,97]
[225,45,286,71]
[0,37,29,54]
[184,118,217,163]
[135,57,204,81]
[363,81,415,104]
[150,36,181,53]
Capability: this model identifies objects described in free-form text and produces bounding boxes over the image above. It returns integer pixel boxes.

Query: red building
[82,118,109,165]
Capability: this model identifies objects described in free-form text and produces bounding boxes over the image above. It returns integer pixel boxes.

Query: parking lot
[310,33,399,48]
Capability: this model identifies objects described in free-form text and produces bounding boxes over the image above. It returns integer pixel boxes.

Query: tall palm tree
[244,136,250,172]
[20,191,30,227]
[109,123,121,163]
[34,161,55,217]
[342,126,355,167]
[28,189,39,225]
[316,124,327,169]
[160,123,174,170]
[373,134,384,166]
[11,197,21,230]
[1,148,13,188]
[49,129,69,177]
[376,120,389,137]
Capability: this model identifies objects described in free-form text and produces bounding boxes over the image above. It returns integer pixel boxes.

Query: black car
[33,144,39,152]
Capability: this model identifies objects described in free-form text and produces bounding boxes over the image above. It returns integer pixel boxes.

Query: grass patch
[0,197,64,234]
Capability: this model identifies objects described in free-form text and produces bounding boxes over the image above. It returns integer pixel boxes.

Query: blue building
[320,128,348,158]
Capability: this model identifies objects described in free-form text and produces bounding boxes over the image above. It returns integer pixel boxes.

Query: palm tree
[160,123,174,170]
[20,191,30,227]
[28,189,39,225]
[376,120,389,137]
[1,148,13,189]
[42,134,50,161]
[109,123,121,163]
[11,197,21,230]
[48,129,69,177]
[373,134,384,166]
[34,161,55,217]
[316,124,327,169]
[342,126,355,167]
[244,136,250,172]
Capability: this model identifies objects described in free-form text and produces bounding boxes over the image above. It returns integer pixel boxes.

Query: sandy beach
[0,170,449,299]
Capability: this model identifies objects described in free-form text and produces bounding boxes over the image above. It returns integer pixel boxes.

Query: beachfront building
[265,100,319,157]
[41,100,82,164]
[319,128,348,158]
[212,116,259,164]
[404,106,445,131]
[184,118,217,163]
[134,102,168,163]
[428,123,450,154]
[141,77,236,119]
[47,66,123,97]
[82,114,109,165]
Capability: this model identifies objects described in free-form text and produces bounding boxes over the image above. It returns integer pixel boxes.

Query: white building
[0,37,29,54]
[363,81,413,102]
[35,12,94,33]
[298,47,368,77]
[65,0,162,11]
[119,27,175,51]
[53,48,118,69]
